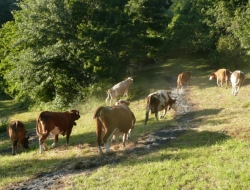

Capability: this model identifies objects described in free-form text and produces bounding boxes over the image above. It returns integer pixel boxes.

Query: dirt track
[7,86,194,190]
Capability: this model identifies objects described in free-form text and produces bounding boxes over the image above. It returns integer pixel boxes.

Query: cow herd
[209,69,245,96]
[5,67,245,155]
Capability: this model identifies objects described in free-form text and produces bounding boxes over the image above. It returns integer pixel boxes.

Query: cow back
[94,105,135,133]
[7,120,29,149]
[231,70,245,86]
[37,110,80,134]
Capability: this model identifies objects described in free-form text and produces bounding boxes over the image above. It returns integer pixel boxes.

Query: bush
[0,117,9,133]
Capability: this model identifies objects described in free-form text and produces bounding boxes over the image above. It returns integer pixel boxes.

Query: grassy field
[1,58,250,189]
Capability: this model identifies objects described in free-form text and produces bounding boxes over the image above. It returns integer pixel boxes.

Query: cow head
[167,94,177,111]
[70,110,80,121]
[125,77,133,84]
[115,100,130,106]
[23,135,29,149]
[209,72,216,80]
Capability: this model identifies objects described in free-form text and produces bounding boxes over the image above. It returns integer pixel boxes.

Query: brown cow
[209,69,231,88]
[93,104,136,153]
[105,77,133,106]
[36,110,80,154]
[230,70,245,96]
[177,71,191,90]
[7,120,29,155]
[145,90,177,125]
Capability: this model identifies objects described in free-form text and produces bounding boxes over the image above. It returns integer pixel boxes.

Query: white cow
[230,70,245,96]
[105,77,133,106]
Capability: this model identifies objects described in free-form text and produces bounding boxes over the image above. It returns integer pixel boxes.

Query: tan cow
[93,104,136,153]
[105,77,133,106]
[7,120,29,155]
[36,110,80,154]
[209,69,231,88]
[230,70,245,96]
[177,71,191,90]
[145,90,177,125]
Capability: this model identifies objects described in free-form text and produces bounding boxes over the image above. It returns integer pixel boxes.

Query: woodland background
[0,0,250,110]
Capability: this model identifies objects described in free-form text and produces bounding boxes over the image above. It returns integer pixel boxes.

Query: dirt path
[7,86,194,190]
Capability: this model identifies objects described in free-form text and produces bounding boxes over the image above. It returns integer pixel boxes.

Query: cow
[105,77,133,106]
[177,71,191,90]
[209,69,231,88]
[230,70,245,96]
[36,110,80,154]
[7,120,29,155]
[145,90,177,125]
[93,104,136,153]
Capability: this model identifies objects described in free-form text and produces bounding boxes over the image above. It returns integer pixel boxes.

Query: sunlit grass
[1,58,250,189]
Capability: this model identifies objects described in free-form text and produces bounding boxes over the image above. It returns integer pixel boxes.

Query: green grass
[1,58,250,189]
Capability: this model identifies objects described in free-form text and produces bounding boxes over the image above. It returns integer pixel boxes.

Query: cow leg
[66,129,72,145]
[145,108,150,125]
[155,112,159,121]
[96,119,104,154]
[39,133,50,154]
[122,133,128,147]
[51,134,59,148]
[160,109,167,119]
[127,129,131,142]
[12,140,17,155]
[103,129,116,153]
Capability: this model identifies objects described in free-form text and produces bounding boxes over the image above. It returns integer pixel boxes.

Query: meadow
[1,58,250,189]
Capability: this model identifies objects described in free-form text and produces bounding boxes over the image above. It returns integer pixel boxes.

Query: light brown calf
[177,71,191,90]
[209,69,231,88]
[7,120,29,155]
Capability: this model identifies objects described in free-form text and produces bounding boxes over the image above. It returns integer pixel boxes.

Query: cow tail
[93,106,104,146]
[36,117,41,136]
[36,115,47,136]
[93,106,105,119]
[145,97,150,125]
[13,121,18,144]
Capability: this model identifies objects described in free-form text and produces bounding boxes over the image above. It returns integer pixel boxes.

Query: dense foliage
[0,0,250,109]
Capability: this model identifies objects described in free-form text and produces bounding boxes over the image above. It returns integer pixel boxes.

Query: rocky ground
[6,85,195,190]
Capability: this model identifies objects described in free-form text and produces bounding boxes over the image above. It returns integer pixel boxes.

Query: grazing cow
[209,69,231,88]
[36,110,80,154]
[177,71,192,90]
[105,77,133,106]
[230,70,245,96]
[7,120,29,155]
[145,90,177,125]
[93,105,136,153]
